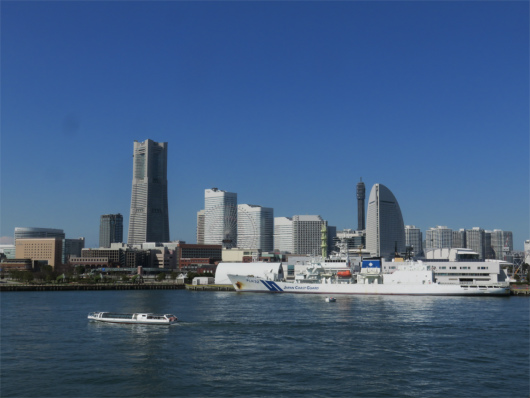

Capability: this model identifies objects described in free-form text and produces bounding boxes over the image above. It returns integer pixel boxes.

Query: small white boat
[88,312,177,325]
[325,297,336,302]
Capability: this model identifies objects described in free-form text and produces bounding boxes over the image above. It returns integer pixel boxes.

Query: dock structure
[185,284,235,291]
[0,283,185,292]
[510,284,529,295]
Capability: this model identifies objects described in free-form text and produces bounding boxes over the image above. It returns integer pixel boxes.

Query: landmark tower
[127,139,170,244]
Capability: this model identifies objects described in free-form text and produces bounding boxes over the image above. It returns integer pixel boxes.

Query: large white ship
[228,258,510,296]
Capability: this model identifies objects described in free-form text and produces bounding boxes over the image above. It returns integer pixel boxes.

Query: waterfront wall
[0,283,185,292]
[1,283,525,294]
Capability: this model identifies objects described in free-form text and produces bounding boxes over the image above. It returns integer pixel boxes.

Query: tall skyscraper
[196,210,205,245]
[366,183,405,258]
[356,178,366,231]
[99,214,123,248]
[204,188,237,248]
[237,204,273,251]
[128,139,170,245]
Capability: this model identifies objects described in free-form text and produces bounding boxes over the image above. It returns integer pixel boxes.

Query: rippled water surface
[1,290,528,397]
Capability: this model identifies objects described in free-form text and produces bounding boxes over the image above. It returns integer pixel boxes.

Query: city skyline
[1,2,528,250]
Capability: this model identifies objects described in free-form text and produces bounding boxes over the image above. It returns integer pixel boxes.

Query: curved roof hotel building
[366,183,405,259]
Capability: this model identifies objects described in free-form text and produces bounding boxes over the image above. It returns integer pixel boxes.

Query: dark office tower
[128,139,170,245]
[356,178,366,230]
[99,214,123,248]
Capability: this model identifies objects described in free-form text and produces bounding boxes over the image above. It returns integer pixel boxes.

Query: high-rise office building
[237,204,273,251]
[274,217,293,253]
[204,188,237,248]
[128,139,170,245]
[366,183,405,258]
[356,178,366,231]
[196,210,205,245]
[405,225,423,256]
[99,214,123,248]
[425,226,453,251]
[292,215,327,256]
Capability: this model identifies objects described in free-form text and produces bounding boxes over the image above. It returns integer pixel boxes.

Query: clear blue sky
[1,1,528,250]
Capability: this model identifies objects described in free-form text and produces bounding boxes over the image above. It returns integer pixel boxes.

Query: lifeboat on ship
[337,270,352,278]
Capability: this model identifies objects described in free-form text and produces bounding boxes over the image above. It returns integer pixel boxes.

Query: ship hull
[228,275,510,296]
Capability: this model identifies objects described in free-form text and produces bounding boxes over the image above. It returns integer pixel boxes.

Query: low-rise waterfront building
[176,243,222,270]
[0,258,34,271]
[15,238,63,269]
[0,245,16,260]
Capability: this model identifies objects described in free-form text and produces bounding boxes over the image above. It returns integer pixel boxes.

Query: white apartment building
[274,217,293,253]
[405,225,423,256]
[525,240,530,265]
[425,226,453,251]
[452,229,466,248]
[489,229,513,260]
[292,215,327,256]
[466,227,486,260]
[204,188,238,248]
[237,204,273,251]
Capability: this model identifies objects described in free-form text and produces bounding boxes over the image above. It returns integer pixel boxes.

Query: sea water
[1,290,528,397]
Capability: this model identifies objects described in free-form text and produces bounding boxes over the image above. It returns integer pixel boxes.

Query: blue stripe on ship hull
[260,280,283,292]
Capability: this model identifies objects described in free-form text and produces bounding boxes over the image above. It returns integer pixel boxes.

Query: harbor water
[1,290,528,397]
